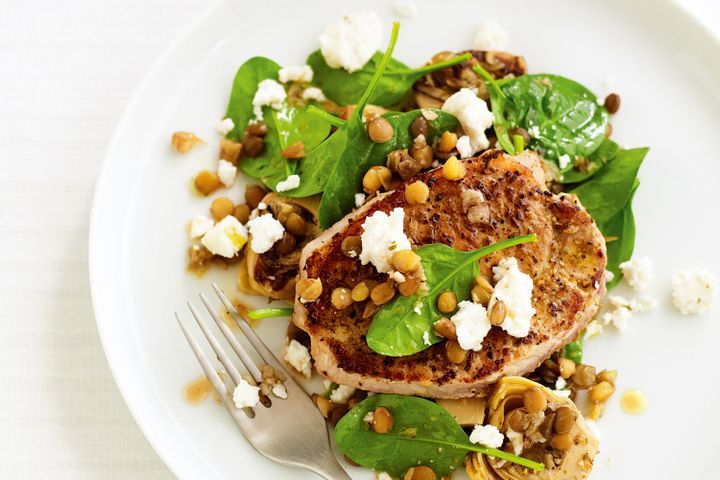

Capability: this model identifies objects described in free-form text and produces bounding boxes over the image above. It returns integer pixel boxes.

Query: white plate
[89,0,720,478]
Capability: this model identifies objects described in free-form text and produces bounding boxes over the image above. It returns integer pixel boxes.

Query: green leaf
[600,181,639,289]
[308,50,471,107]
[317,109,459,228]
[283,127,348,198]
[563,336,584,363]
[225,57,281,141]
[367,234,537,357]
[561,138,620,184]
[335,394,544,477]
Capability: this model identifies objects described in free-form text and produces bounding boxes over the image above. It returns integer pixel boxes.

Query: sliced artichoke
[238,193,321,300]
[466,377,598,480]
[413,50,527,109]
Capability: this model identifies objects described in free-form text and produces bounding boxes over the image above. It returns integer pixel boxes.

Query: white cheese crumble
[469,424,504,448]
[377,472,392,480]
[488,257,535,337]
[472,21,508,51]
[605,270,615,283]
[552,389,572,398]
[456,135,473,158]
[585,320,604,339]
[506,429,524,454]
[390,271,406,283]
[363,411,375,424]
[278,65,313,83]
[393,0,417,18]
[441,88,494,153]
[330,385,356,404]
[528,125,540,138]
[319,11,383,73]
[555,376,567,390]
[275,174,301,192]
[422,330,431,346]
[450,301,491,351]
[216,117,235,135]
[558,154,571,169]
[619,257,653,291]
[246,213,285,254]
[284,339,312,377]
[584,419,601,441]
[359,208,412,273]
[201,215,247,258]
[232,378,260,409]
[189,215,213,238]
[671,269,717,315]
[630,296,658,313]
[601,306,631,332]
[217,159,237,187]
[301,86,326,102]
[271,383,288,399]
[421,108,438,121]
[252,79,287,119]
[354,192,366,207]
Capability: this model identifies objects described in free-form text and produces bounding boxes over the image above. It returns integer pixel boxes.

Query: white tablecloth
[0,0,716,478]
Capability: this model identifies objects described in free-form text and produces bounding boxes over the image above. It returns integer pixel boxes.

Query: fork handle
[308,456,353,480]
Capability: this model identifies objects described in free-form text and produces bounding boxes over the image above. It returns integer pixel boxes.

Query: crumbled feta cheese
[602,305,632,332]
[232,378,260,409]
[558,154,571,169]
[584,419,601,441]
[189,215,213,238]
[216,117,235,135]
[319,11,383,73]
[217,159,237,187]
[413,134,427,147]
[421,109,438,121]
[246,213,285,253]
[456,135,473,158]
[506,429,524,454]
[271,383,288,399]
[321,379,333,391]
[284,339,312,377]
[422,330,431,346]
[275,174,301,192]
[257,202,268,210]
[390,271,406,283]
[630,297,658,313]
[442,88,494,153]
[301,86,326,102]
[252,79,287,119]
[552,389,572,398]
[359,208,412,273]
[489,257,536,337]
[413,300,423,315]
[671,269,717,315]
[393,0,417,18]
[354,193,366,207]
[605,270,615,283]
[528,125,540,138]
[450,301,491,351]
[619,257,653,291]
[469,424,504,448]
[330,385,356,404]
[585,320,604,339]
[364,411,375,424]
[278,65,313,84]
[201,215,248,258]
[555,376,567,390]
[472,21,508,51]
[377,472,392,480]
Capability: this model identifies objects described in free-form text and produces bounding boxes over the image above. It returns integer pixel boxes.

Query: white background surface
[0,1,717,479]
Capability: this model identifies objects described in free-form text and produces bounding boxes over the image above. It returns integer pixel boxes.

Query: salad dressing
[620,389,648,415]
[182,375,214,405]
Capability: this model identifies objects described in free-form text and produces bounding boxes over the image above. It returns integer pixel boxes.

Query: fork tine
[211,283,283,367]
[199,292,263,384]
[176,313,230,399]
[187,301,244,388]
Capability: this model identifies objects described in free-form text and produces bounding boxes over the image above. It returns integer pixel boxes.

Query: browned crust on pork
[293,151,606,398]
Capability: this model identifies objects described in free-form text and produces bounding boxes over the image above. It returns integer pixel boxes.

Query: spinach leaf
[570,147,647,225]
[223,57,332,191]
[599,181,639,288]
[308,50,471,107]
[283,127,348,198]
[366,234,537,357]
[563,337,584,364]
[335,394,544,477]
[561,138,620,184]
[317,109,458,228]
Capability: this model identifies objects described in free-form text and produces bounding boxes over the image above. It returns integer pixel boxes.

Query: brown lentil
[550,433,573,451]
[341,235,362,257]
[362,166,392,193]
[410,144,434,168]
[445,341,467,364]
[391,250,421,273]
[523,387,547,413]
[441,156,465,181]
[405,180,429,205]
[331,288,353,309]
[371,282,396,305]
[245,184,268,209]
[588,381,615,404]
[241,133,265,157]
[405,466,436,480]
[596,369,618,385]
[246,122,269,137]
[210,196,234,220]
[558,358,576,379]
[437,131,458,153]
[471,275,493,305]
[506,408,528,432]
[219,138,242,163]
[410,116,429,139]
[274,232,296,255]
[284,212,307,236]
[604,93,621,114]
[350,282,370,302]
[572,364,597,389]
[312,394,333,418]
[554,406,576,434]
[437,291,458,313]
[398,277,420,296]
[171,131,203,153]
[387,149,421,180]
[281,140,305,159]
[489,300,507,326]
[296,278,323,301]
[233,204,251,223]
[372,407,393,434]
[433,318,457,340]
[367,116,394,143]
[194,170,222,196]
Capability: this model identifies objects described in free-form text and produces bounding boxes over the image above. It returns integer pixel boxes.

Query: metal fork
[176,283,351,480]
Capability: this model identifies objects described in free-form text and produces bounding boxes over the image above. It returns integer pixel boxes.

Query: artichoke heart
[465,377,598,480]
[239,193,321,300]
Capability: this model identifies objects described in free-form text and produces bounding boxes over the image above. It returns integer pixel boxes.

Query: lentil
[296,278,322,301]
[558,358,576,379]
[194,170,222,196]
[284,212,307,236]
[410,116,429,138]
[372,407,393,434]
[437,291,458,313]
[331,288,353,309]
[233,204,251,223]
[398,277,420,296]
[523,387,547,413]
[367,116,394,143]
[445,340,467,364]
[554,406,576,434]
[219,138,242,163]
[405,466,436,480]
[410,144,434,168]
[588,381,615,404]
[371,282,396,305]
[572,364,596,389]
[274,232,296,255]
[350,282,370,302]
[437,131,458,153]
[362,166,392,193]
[245,184,268,209]
[471,275,493,305]
[391,250,421,273]
[604,93,621,114]
[433,318,457,340]
[489,300,507,326]
[210,196,234,220]
[341,236,362,257]
[550,433,573,451]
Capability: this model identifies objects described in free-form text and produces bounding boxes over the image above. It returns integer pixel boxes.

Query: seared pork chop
[292,150,606,398]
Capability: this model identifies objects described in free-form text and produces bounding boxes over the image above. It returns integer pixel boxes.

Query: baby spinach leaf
[282,127,348,198]
[225,56,281,141]
[307,50,471,107]
[335,394,544,477]
[366,234,537,357]
[563,336,584,364]
[317,109,459,228]
[561,137,620,184]
[599,181,639,289]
